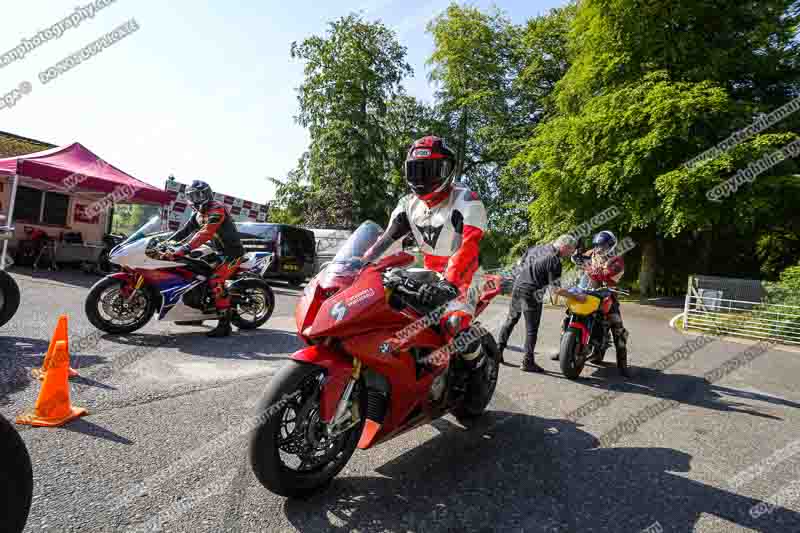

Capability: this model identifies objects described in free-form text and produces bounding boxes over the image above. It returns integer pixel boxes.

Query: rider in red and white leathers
[363,135,488,369]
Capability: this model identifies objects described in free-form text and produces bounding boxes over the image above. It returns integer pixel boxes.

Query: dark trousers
[497,283,543,359]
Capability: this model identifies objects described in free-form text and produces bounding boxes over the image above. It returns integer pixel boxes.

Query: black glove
[571,249,588,266]
[419,279,459,307]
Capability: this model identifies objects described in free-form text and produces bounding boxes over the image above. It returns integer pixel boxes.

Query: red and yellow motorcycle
[558,283,629,379]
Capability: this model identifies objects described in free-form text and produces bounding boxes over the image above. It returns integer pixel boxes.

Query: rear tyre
[230,278,275,330]
[559,328,585,379]
[85,277,156,334]
[454,334,501,425]
[249,361,365,498]
[0,413,33,533]
[0,271,20,329]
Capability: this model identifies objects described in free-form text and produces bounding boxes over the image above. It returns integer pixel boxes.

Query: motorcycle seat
[176,257,216,276]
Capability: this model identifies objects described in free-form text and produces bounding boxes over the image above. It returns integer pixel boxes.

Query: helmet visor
[186,188,207,204]
[405,159,452,193]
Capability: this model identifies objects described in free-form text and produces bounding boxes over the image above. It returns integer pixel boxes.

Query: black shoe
[521,355,544,373]
[176,320,204,326]
[521,362,545,373]
[207,310,233,337]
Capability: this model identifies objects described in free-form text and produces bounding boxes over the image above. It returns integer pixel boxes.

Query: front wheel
[559,328,585,379]
[249,361,365,498]
[0,270,21,328]
[0,413,33,533]
[230,278,275,329]
[85,277,156,334]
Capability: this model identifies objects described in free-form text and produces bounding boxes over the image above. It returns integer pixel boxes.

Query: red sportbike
[249,221,503,498]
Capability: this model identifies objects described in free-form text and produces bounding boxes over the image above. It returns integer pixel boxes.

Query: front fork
[325,357,362,439]
[114,271,145,301]
[126,274,145,302]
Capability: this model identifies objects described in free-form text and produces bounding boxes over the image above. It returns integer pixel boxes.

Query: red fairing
[109,272,134,282]
[291,344,354,423]
[569,322,590,345]
[444,225,483,291]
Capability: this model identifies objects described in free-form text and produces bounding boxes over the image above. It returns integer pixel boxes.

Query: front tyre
[0,271,21,328]
[249,361,365,498]
[230,278,274,330]
[454,334,501,425]
[0,413,33,533]
[559,328,585,379]
[85,277,156,334]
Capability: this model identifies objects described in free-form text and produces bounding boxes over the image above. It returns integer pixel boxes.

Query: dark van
[235,223,316,286]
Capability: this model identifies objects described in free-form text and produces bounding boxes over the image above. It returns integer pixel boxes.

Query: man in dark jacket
[165,180,245,337]
[497,234,577,372]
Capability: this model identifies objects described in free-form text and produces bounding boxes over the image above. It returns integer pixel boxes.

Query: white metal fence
[683,274,800,345]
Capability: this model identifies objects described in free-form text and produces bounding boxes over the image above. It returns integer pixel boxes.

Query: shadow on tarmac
[571,363,800,421]
[62,417,134,445]
[283,412,800,532]
[101,328,303,361]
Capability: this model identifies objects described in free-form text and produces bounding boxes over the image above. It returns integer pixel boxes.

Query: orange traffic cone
[31,314,78,381]
[17,340,88,427]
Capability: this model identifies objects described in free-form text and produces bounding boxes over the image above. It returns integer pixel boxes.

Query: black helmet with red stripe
[186,180,213,209]
[404,136,457,197]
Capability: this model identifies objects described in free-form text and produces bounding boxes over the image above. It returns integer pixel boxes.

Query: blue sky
[1,0,567,203]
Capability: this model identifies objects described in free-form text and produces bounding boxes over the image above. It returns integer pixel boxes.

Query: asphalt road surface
[2,268,800,533]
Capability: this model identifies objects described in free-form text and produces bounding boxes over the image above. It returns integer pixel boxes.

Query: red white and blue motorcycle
[85,216,275,334]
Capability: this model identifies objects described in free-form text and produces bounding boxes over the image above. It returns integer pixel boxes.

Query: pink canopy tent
[0,142,174,204]
[0,142,176,268]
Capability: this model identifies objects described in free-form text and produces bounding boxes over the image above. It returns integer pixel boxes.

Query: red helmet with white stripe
[404,136,457,197]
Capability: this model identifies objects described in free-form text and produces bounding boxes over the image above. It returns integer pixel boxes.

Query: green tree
[289,13,412,227]
[380,92,446,216]
[426,3,578,266]
[511,0,800,297]
[426,3,524,265]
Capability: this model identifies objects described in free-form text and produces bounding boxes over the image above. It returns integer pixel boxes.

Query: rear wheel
[249,361,366,498]
[559,328,585,379]
[0,271,20,329]
[454,334,501,425]
[230,278,275,329]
